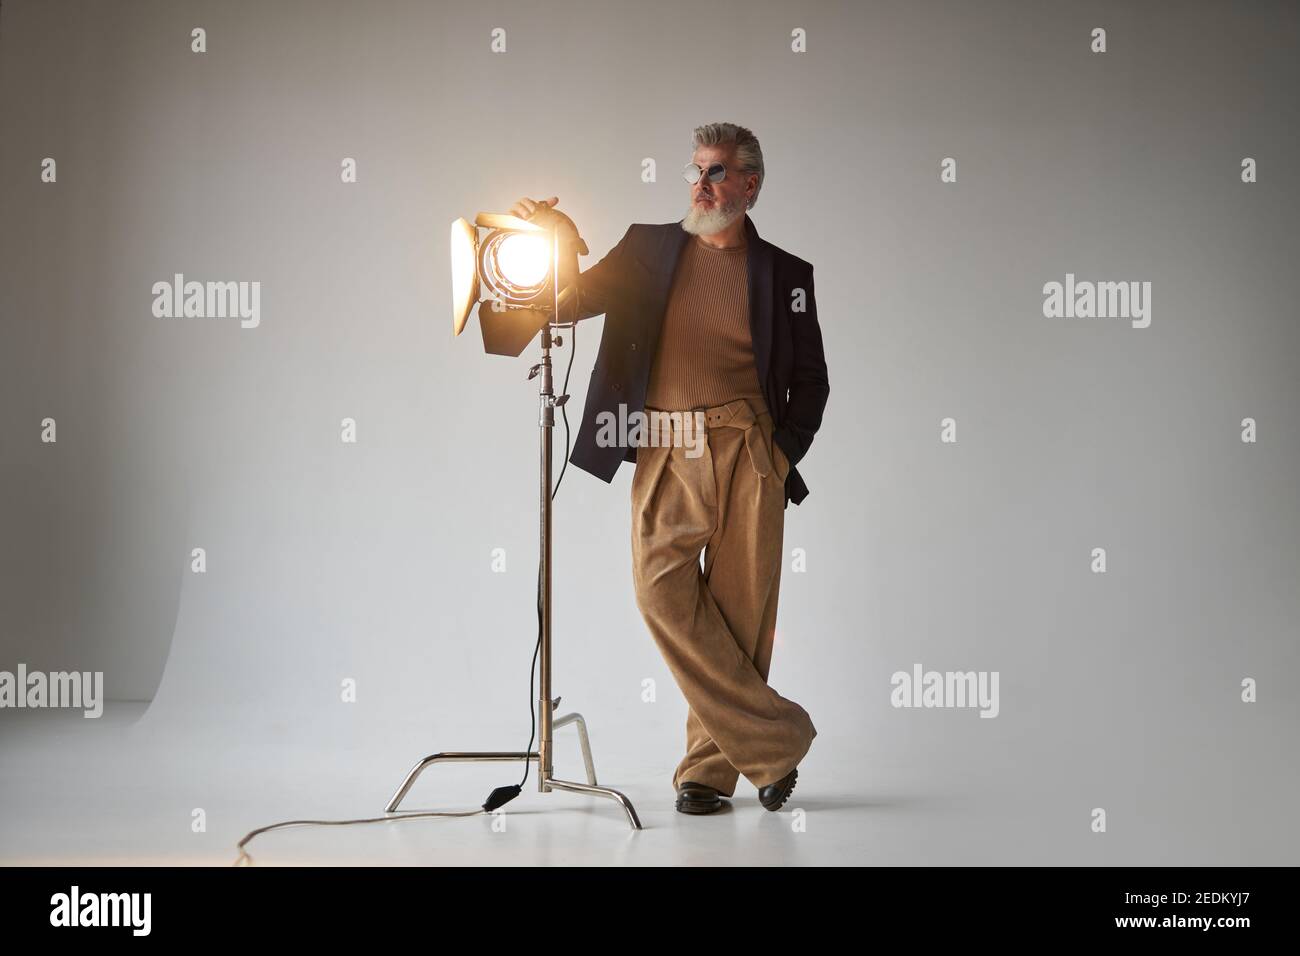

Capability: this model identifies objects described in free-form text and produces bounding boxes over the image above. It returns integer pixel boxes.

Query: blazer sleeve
[772,264,830,469]
[575,225,634,322]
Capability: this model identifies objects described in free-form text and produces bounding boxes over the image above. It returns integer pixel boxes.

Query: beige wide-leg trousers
[631,397,816,796]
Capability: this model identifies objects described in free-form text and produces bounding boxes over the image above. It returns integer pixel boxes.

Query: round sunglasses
[682,161,727,185]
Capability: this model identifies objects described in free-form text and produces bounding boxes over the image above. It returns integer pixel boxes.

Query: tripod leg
[552,711,598,785]
[545,776,643,829]
[385,751,537,813]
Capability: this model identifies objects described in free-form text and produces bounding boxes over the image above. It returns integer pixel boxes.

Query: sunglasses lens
[682,164,702,184]
[707,163,726,183]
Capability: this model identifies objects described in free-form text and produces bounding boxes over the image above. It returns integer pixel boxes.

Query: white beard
[682,193,746,236]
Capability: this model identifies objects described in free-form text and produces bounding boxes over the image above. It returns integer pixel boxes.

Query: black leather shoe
[757,767,798,811]
[675,781,727,814]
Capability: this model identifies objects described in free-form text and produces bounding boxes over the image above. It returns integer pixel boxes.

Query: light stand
[385,217,642,829]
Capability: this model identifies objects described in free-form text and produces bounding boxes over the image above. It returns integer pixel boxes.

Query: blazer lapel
[642,223,691,360]
[744,214,773,390]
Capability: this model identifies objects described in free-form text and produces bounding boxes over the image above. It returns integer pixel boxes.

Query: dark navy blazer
[567,213,829,508]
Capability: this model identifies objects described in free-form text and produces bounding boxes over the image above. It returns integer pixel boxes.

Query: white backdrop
[2,0,1297,864]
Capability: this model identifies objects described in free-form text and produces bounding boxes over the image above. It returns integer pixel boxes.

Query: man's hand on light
[509,195,559,221]
[509,194,587,260]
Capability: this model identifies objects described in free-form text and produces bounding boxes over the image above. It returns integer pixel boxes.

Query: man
[510,122,828,815]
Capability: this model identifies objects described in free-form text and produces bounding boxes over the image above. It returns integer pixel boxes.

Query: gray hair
[692,122,765,210]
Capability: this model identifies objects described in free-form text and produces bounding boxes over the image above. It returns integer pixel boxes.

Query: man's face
[682,143,755,236]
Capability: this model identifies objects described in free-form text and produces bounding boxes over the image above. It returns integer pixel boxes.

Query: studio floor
[2,703,1294,867]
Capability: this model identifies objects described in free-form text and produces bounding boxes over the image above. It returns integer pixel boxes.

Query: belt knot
[694,399,773,478]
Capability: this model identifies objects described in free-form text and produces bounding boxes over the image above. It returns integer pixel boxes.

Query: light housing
[450,211,588,356]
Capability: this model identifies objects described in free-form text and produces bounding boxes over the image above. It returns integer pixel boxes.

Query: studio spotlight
[449,211,588,356]
[385,207,641,828]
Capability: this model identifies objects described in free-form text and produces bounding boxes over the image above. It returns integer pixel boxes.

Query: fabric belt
[642,398,774,478]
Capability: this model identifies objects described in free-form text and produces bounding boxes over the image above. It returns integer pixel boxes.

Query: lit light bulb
[495,233,550,289]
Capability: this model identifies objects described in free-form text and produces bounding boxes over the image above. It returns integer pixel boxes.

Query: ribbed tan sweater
[643,233,769,414]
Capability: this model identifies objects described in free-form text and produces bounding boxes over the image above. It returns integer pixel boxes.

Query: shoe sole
[676,787,729,814]
[675,800,722,814]
[760,770,797,811]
